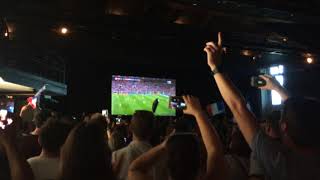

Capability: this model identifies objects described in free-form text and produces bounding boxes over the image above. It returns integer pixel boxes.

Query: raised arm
[204,32,258,146]
[183,96,227,180]
[129,96,227,180]
[0,122,34,180]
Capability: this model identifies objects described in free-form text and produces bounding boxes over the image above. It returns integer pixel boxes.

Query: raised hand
[259,74,282,91]
[182,95,203,116]
[259,74,289,101]
[204,32,224,70]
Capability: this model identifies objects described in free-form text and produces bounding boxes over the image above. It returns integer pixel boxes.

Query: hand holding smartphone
[102,109,109,117]
[169,96,187,110]
[251,76,267,87]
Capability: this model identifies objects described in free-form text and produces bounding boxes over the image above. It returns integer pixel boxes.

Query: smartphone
[169,96,186,110]
[102,109,109,117]
[115,117,121,124]
[251,76,267,87]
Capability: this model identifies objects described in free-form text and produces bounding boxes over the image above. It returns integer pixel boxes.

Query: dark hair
[174,117,193,133]
[58,122,114,180]
[265,110,281,136]
[108,127,126,152]
[166,134,201,180]
[282,97,320,149]
[228,126,251,158]
[39,119,72,155]
[33,109,52,128]
[130,110,155,140]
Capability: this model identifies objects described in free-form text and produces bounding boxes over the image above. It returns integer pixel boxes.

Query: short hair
[39,119,72,154]
[130,110,155,140]
[265,110,281,135]
[166,134,201,180]
[282,97,320,149]
[33,109,52,128]
[108,127,126,152]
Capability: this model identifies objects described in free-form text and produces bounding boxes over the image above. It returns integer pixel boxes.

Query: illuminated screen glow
[112,75,176,116]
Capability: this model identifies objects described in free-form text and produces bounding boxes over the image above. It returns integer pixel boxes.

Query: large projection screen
[112,75,176,116]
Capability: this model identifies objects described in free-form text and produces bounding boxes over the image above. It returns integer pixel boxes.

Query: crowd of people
[112,78,175,96]
[0,33,320,180]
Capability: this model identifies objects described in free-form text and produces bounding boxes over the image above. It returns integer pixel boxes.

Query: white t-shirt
[27,156,60,180]
[112,141,152,180]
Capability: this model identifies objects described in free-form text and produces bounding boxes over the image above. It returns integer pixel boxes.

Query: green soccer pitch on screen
[111,75,176,116]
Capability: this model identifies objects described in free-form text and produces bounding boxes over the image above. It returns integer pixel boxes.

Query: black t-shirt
[0,149,11,180]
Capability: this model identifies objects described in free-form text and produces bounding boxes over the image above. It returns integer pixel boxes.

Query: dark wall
[65,28,320,117]
[285,65,320,99]
[66,47,261,116]
[67,57,320,118]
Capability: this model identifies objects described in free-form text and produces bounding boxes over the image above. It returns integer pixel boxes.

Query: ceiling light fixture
[306,57,314,64]
[241,50,253,57]
[60,27,69,35]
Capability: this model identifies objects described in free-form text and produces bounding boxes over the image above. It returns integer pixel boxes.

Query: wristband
[211,67,221,76]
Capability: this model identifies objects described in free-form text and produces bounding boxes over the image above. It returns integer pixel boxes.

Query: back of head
[59,122,114,180]
[229,127,251,158]
[33,109,52,128]
[108,127,126,152]
[130,110,155,141]
[265,110,281,138]
[282,97,320,149]
[166,134,201,180]
[88,113,108,130]
[39,118,72,155]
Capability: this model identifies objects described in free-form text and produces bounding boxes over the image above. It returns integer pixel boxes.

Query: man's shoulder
[114,145,130,155]
[20,134,38,143]
[27,156,42,166]
[252,130,283,152]
[28,156,41,161]
[113,146,130,160]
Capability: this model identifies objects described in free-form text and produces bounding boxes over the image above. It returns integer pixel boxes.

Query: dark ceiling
[1,0,320,69]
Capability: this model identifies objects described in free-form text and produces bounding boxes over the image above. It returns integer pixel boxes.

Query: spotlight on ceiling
[306,57,314,64]
[241,50,253,57]
[60,27,69,35]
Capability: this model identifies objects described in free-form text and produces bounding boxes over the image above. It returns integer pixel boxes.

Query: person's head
[39,119,72,156]
[33,109,52,129]
[166,134,201,180]
[87,113,108,132]
[229,126,251,158]
[59,122,114,180]
[130,110,155,141]
[108,127,126,152]
[264,111,281,139]
[281,97,320,150]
